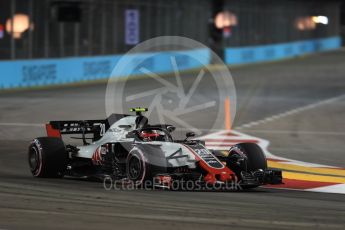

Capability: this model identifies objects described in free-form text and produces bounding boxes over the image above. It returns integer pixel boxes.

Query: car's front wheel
[227,143,267,189]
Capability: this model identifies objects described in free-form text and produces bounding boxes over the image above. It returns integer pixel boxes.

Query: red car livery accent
[92,147,103,165]
[184,144,235,184]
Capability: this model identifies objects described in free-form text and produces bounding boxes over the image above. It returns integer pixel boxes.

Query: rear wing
[46,114,129,141]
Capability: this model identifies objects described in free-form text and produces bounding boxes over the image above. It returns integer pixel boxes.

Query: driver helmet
[140,130,160,141]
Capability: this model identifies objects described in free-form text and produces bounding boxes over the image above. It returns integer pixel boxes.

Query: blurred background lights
[214,11,238,29]
[312,16,329,25]
[6,14,31,39]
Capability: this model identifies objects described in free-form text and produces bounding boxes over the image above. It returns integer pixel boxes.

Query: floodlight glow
[312,16,328,25]
[214,11,238,29]
[6,14,30,38]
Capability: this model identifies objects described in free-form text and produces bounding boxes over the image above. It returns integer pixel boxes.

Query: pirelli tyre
[239,143,267,171]
[227,143,267,189]
[126,147,167,187]
[126,149,151,187]
[28,137,67,178]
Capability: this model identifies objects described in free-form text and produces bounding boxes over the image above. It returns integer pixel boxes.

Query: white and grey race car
[28,108,282,189]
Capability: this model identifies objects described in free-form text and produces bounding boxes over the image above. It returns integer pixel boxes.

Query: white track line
[236,94,345,130]
[239,129,345,136]
[305,184,345,194]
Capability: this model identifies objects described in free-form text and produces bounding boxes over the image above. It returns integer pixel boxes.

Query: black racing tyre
[227,143,267,189]
[126,149,151,186]
[28,137,67,178]
[238,143,267,172]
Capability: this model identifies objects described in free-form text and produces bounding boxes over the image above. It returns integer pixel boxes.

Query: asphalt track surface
[0,50,345,229]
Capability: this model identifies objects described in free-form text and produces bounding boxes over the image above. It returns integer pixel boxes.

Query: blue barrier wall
[0,48,210,89]
[1,36,342,90]
[224,36,342,65]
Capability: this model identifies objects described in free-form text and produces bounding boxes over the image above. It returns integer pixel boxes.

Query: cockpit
[138,128,173,142]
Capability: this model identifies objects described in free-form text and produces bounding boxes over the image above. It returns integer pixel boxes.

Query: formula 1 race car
[28,107,282,190]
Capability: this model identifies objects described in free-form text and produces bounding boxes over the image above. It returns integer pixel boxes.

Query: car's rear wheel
[126,149,150,187]
[28,137,67,178]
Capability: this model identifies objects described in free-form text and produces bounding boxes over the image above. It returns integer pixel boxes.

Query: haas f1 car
[28,108,282,190]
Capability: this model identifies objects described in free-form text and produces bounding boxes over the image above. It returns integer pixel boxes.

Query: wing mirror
[184,132,195,141]
[167,125,176,133]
